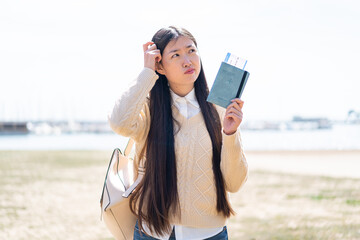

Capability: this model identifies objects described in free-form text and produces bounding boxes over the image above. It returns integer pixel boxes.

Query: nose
[183,56,191,68]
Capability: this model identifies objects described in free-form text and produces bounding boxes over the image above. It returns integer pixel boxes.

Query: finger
[147,50,162,62]
[231,99,244,108]
[143,41,154,52]
[228,99,243,109]
[225,113,242,123]
[231,98,244,107]
[147,49,160,55]
[226,108,242,117]
[226,102,242,113]
[146,43,157,52]
[225,111,243,121]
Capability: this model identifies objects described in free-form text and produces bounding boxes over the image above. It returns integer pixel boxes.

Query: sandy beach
[0,150,359,239]
[247,150,360,179]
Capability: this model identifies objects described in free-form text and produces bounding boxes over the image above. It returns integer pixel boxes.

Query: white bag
[100,139,144,240]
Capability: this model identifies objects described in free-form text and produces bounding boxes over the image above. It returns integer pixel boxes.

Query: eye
[189,49,196,53]
[171,53,179,58]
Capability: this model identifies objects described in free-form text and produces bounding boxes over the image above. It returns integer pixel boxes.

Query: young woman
[108,26,248,240]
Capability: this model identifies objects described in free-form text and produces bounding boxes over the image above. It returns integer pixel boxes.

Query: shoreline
[1,150,359,179]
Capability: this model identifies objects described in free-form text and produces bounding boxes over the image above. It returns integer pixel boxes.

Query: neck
[169,83,194,97]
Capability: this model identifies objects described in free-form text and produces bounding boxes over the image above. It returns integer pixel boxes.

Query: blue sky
[1,0,359,121]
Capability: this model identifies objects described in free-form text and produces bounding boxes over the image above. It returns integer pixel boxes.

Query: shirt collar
[170,87,200,109]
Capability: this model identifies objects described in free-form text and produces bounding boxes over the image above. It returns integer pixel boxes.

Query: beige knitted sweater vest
[108,68,248,228]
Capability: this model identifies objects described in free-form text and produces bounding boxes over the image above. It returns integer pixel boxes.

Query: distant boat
[0,122,30,135]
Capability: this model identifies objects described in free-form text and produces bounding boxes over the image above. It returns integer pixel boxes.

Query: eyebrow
[167,44,195,55]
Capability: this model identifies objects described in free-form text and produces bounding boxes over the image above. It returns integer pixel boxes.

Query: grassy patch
[0,150,109,168]
[286,194,300,199]
[232,215,360,240]
[346,199,360,206]
[309,194,337,201]
[0,151,110,187]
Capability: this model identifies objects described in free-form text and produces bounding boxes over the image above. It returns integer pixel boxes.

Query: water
[0,124,359,151]
[0,133,128,151]
[242,124,360,151]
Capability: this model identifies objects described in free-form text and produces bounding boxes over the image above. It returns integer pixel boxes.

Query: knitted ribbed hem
[222,128,241,146]
[170,213,227,228]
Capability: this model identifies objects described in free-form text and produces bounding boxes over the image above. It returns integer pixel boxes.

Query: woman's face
[157,36,201,96]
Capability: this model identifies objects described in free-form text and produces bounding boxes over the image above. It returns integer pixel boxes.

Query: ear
[156,62,166,75]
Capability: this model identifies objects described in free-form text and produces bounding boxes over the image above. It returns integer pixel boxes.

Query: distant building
[0,122,29,134]
[291,116,332,129]
[347,110,360,124]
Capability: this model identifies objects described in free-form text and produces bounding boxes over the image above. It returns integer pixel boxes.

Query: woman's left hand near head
[223,98,244,135]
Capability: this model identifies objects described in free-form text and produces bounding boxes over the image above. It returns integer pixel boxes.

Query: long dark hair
[129,26,235,236]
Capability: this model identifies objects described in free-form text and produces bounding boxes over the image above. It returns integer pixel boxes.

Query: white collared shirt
[170,87,200,119]
[140,87,224,240]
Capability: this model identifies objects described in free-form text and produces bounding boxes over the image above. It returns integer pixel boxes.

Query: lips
[184,68,195,74]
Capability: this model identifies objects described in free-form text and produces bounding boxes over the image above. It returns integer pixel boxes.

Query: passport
[207,53,250,108]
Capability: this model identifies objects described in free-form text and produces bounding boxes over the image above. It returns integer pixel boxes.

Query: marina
[0,122,359,151]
